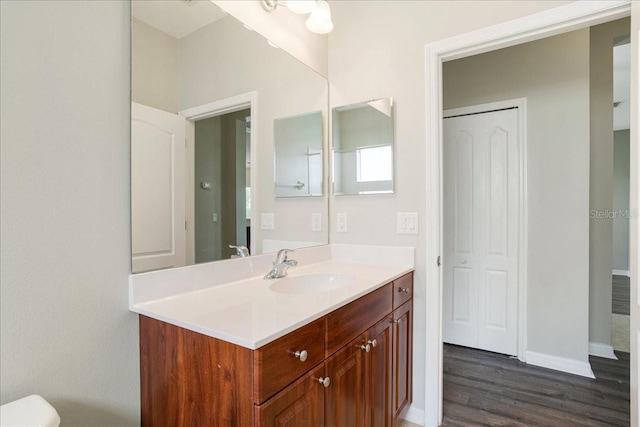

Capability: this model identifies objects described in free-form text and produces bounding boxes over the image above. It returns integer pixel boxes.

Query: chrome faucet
[264,249,297,279]
[229,245,250,258]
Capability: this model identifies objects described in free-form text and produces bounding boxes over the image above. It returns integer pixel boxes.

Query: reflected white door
[131,102,186,273]
[443,108,519,356]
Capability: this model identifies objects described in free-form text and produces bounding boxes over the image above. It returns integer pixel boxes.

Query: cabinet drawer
[392,273,413,310]
[325,283,392,357]
[254,363,325,427]
[254,317,325,404]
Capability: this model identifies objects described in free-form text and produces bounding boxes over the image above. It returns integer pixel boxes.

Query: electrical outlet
[212,213,218,222]
[261,213,275,230]
[397,212,418,234]
[336,213,348,233]
[311,213,322,232]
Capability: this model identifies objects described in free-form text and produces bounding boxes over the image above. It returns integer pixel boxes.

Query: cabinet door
[367,317,393,427]
[255,364,325,427]
[325,336,367,427]
[392,301,413,423]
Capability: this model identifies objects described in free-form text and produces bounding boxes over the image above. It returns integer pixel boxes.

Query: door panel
[325,336,366,427]
[367,318,392,427]
[443,107,519,356]
[255,364,325,427]
[131,102,186,273]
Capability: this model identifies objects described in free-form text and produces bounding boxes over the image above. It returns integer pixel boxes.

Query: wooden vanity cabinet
[139,272,413,427]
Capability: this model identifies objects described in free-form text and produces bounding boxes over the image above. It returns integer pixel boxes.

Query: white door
[131,102,186,273]
[443,107,520,356]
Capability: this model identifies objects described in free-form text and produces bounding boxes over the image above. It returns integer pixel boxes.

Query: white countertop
[129,244,414,349]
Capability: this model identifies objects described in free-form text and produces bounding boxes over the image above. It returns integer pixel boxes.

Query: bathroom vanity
[129,244,414,427]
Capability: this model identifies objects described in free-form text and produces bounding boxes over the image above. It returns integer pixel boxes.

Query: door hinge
[185,221,188,230]
[437,256,441,267]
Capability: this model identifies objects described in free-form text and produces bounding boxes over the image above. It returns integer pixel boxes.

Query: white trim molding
[589,342,619,360]
[526,351,595,379]
[613,269,631,277]
[424,1,631,426]
[401,404,426,426]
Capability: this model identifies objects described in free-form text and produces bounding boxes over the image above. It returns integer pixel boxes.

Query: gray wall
[132,17,179,113]
[614,129,631,272]
[443,29,591,362]
[194,116,223,263]
[0,1,138,426]
[589,18,630,349]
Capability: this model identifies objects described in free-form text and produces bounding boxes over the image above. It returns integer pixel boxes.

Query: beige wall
[0,1,138,425]
[328,0,573,420]
[132,18,179,113]
[589,18,631,350]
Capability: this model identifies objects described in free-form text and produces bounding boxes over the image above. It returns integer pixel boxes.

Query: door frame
[179,91,258,264]
[423,2,632,426]
[443,98,528,362]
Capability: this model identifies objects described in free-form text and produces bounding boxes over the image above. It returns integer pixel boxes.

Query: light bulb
[305,0,333,34]
[286,0,316,14]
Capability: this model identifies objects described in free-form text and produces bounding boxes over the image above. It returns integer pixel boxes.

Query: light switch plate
[261,213,275,230]
[336,213,348,233]
[397,212,418,234]
[311,213,322,232]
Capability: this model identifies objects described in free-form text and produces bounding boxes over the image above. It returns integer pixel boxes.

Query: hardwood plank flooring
[612,275,630,316]
[442,344,630,426]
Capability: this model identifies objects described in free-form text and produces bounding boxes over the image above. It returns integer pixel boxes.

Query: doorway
[181,92,257,266]
[442,101,525,359]
[423,2,634,425]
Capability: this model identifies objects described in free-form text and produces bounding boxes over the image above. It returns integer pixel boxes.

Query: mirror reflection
[131,1,329,273]
[332,98,394,195]
[274,111,323,198]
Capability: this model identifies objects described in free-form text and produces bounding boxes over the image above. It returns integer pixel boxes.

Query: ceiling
[613,43,630,131]
[132,0,227,39]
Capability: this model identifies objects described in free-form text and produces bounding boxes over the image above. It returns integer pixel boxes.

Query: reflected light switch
[261,213,275,230]
[312,213,322,232]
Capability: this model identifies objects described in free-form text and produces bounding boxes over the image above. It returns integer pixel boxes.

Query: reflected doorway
[193,108,251,263]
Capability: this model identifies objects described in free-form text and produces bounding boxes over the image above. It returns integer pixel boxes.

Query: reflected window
[357,145,392,183]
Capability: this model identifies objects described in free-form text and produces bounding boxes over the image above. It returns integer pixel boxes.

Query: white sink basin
[269,274,354,294]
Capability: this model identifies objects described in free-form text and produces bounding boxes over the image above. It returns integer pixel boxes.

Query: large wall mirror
[131,0,329,273]
[332,98,395,195]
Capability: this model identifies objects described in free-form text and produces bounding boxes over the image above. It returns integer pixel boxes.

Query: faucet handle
[276,248,294,261]
[229,245,250,257]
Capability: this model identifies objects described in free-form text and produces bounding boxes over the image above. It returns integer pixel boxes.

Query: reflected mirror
[274,111,323,197]
[131,0,329,273]
[332,98,394,195]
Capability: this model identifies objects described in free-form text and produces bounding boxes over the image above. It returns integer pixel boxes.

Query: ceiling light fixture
[261,0,333,34]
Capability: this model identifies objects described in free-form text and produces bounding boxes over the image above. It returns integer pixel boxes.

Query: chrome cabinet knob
[360,343,371,353]
[398,287,410,294]
[367,339,377,348]
[294,350,308,362]
[392,318,402,324]
[318,377,331,387]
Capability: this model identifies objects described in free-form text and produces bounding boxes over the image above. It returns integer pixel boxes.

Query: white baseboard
[401,404,426,426]
[613,269,630,277]
[589,342,618,360]
[526,351,595,378]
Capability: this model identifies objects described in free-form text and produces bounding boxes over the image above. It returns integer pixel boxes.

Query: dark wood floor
[613,275,631,316]
[442,344,630,426]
